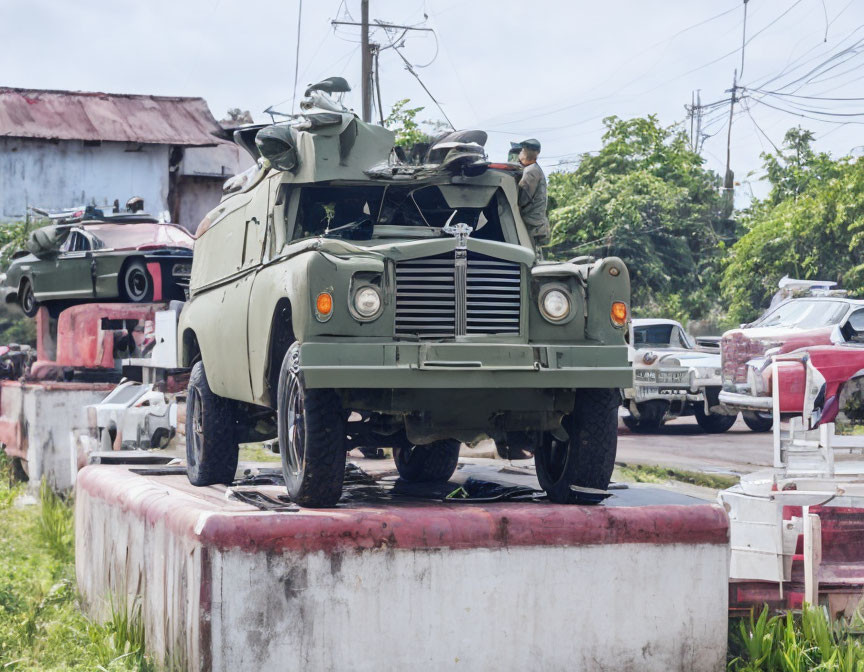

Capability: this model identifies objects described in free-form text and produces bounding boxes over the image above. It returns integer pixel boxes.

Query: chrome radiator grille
[395,253,521,339]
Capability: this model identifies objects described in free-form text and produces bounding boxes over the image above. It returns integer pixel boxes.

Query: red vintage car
[724,308,864,427]
[719,297,864,430]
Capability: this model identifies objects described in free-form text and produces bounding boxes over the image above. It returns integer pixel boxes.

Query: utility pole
[689,91,695,151]
[332,4,435,124]
[360,0,372,123]
[695,90,703,153]
[724,69,738,191]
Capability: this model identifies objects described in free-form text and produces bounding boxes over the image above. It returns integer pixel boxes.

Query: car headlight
[540,288,571,322]
[352,286,382,319]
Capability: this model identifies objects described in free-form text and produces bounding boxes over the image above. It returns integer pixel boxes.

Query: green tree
[383,99,447,149]
[548,115,733,323]
[722,132,863,324]
[762,127,841,205]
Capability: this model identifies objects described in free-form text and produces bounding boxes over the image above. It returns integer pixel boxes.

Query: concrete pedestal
[75,465,730,672]
[0,380,113,491]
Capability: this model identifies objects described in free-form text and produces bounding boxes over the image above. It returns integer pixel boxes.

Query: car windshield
[292,184,511,242]
[632,323,694,349]
[754,299,849,329]
[87,224,193,250]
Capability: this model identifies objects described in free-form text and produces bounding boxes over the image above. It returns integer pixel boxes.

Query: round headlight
[353,286,381,318]
[541,289,570,321]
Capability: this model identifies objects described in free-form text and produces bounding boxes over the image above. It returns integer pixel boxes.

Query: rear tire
[535,388,619,504]
[694,405,737,433]
[19,279,38,318]
[121,261,153,303]
[278,343,346,507]
[743,411,773,432]
[185,361,240,486]
[393,438,461,482]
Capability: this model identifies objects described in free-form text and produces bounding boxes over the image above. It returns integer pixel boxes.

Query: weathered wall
[76,466,731,672]
[0,138,169,219]
[175,177,224,232]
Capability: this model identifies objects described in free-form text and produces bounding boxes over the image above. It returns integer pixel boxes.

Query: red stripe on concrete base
[76,466,729,554]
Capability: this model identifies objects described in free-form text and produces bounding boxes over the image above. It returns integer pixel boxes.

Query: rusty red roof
[0,87,222,146]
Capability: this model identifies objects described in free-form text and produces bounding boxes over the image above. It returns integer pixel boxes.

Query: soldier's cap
[519,138,541,152]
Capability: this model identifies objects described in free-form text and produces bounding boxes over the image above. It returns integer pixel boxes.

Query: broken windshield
[291,184,510,242]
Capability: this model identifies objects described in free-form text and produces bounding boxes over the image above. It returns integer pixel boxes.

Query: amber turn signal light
[611,301,628,326]
[316,292,333,316]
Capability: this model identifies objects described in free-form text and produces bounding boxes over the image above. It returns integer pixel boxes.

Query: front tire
[742,411,773,432]
[185,361,240,486]
[121,261,153,303]
[393,438,461,482]
[19,279,38,318]
[278,343,346,507]
[694,405,737,433]
[536,388,619,504]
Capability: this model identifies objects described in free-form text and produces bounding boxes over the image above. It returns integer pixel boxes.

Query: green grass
[238,442,281,463]
[729,605,864,671]
[614,461,740,490]
[0,454,154,671]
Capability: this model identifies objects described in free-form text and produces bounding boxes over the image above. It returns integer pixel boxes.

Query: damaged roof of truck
[220,77,516,196]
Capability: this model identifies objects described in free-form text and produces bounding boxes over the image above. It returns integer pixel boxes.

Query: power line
[390,41,454,129]
[291,0,303,114]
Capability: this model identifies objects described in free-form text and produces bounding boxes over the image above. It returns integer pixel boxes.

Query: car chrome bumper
[298,341,632,389]
[718,390,773,411]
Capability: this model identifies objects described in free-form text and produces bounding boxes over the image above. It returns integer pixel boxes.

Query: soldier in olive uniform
[513,138,549,250]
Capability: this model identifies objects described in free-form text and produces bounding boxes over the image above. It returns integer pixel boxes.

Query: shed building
[0,87,249,230]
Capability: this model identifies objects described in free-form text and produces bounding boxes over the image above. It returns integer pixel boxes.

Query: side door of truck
[187,185,269,402]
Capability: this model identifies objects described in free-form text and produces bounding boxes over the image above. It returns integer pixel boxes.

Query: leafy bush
[729,605,864,671]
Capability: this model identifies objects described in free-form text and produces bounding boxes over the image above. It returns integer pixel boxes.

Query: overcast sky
[2,0,864,202]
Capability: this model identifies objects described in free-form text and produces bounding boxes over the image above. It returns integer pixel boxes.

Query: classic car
[727,307,864,427]
[719,296,864,431]
[623,318,734,433]
[177,77,631,507]
[87,380,176,451]
[2,211,193,317]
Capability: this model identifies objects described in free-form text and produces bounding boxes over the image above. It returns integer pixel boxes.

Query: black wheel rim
[126,268,149,300]
[540,436,569,482]
[285,376,305,477]
[21,284,34,313]
[188,384,203,469]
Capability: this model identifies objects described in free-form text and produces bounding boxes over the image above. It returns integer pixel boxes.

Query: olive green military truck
[178,78,631,507]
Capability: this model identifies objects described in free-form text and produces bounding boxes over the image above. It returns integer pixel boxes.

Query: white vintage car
[623,319,736,433]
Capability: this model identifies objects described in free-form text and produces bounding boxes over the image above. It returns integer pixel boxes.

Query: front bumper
[625,385,698,403]
[299,341,631,389]
[718,390,773,412]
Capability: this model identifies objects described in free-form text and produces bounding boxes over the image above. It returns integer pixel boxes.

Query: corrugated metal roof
[0,87,222,146]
